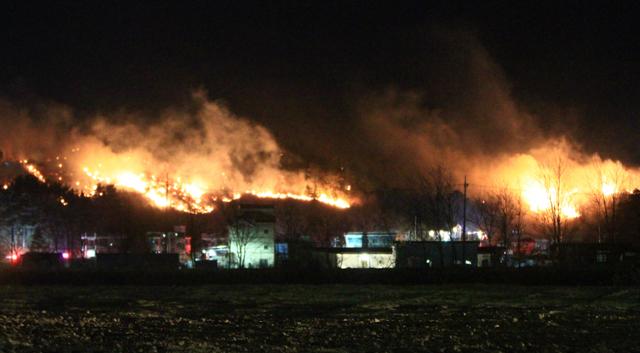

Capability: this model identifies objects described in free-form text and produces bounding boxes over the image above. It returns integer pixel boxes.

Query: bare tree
[226,208,259,269]
[421,166,460,233]
[509,189,527,261]
[471,193,500,245]
[495,186,523,249]
[348,194,398,244]
[275,200,307,242]
[588,161,628,243]
[537,156,575,246]
[0,177,41,256]
[418,165,461,266]
[472,186,526,265]
[0,186,11,255]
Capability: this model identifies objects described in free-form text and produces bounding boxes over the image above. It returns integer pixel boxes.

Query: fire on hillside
[473,143,640,220]
[9,156,352,213]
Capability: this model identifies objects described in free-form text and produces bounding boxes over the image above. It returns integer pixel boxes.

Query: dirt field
[0,284,638,352]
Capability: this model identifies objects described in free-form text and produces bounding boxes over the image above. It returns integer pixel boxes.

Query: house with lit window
[311,230,397,269]
[310,247,395,269]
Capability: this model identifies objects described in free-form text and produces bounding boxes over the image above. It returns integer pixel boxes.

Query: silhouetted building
[96,253,180,270]
[342,231,397,248]
[147,231,191,265]
[395,241,479,268]
[552,243,637,266]
[477,246,506,267]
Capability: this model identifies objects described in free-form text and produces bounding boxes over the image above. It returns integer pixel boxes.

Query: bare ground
[0,285,638,352]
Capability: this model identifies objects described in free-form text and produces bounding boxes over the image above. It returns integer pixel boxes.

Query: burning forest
[0,94,353,213]
[2,88,640,246]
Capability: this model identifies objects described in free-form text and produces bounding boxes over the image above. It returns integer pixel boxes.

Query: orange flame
[20,160,46,183]
[476,144,640,220]
[78,165,351,212]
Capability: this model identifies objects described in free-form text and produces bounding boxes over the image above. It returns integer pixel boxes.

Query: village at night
[1,2,640,352]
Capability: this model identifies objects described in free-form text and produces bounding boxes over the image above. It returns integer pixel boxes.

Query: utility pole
[461,176,469,265]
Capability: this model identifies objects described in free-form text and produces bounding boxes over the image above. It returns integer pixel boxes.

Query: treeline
[0,175,206,254]
[2,167,640,259]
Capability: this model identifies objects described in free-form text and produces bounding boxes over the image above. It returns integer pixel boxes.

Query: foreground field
[0,285,638,352]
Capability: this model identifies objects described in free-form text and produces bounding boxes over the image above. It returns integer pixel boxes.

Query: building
[552,243,636,266]
[342,231,397,248]
[147,231,191,265]
[395,241,479,268]
[312,247,395,269]
[477,246,506,267]
[336,247,395,268]
[227,204,276,268]
[511,238,550,257]
[274,240,314,267]
[198,233,230,268]
[304,230,396,269]
[509,237,551,267]
[80,233,124,258]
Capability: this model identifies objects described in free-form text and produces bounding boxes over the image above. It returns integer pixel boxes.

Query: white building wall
[338,253,395,269]
[243,232,275,268]
[229,222,275,268]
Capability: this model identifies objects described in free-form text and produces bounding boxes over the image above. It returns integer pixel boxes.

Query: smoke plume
[0,92,350,210]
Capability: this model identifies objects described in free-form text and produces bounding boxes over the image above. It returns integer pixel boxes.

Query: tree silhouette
[29,226,49,252]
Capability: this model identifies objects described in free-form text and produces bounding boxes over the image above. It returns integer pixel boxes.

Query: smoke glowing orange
[3,97,355,213]
[476,143,640,220]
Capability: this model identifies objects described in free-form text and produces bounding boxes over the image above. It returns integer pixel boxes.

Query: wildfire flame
[20,160,46,183]
[521,179,580,219]
[2,97,355,213]
[82,167,351,212]
[14,147,640,218]
[243,190,350,209]
[480,144,640,221]
[601,181,616,197]
[9,156,353,213]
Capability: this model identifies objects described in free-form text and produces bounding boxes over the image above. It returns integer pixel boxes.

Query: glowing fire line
[20,160,46,183]
[8,158,353,213]
[81,167,351,212]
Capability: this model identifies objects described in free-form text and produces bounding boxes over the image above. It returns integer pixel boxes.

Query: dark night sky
[1,1,639,169]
